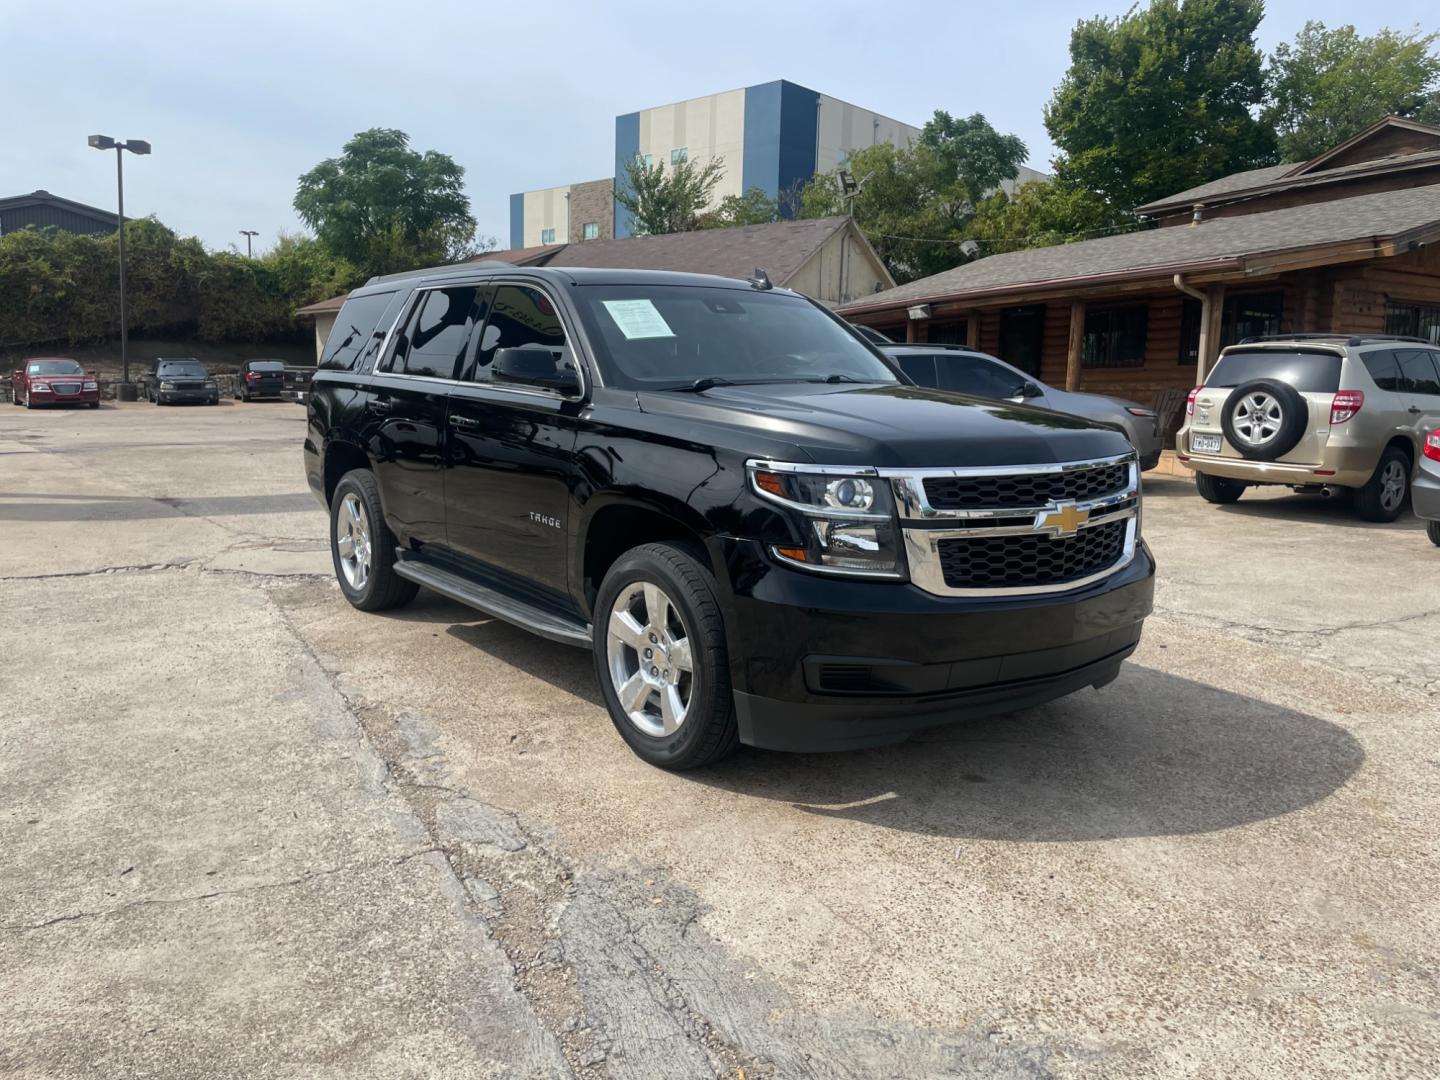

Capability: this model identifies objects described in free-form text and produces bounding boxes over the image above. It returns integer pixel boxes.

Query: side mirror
[492,347,580,395]
[1018,381,1043,399]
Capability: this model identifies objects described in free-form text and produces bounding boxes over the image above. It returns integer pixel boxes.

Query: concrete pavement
[2,401,1437,1078]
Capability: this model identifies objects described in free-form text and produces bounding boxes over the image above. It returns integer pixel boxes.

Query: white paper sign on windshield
[602,299,676,340]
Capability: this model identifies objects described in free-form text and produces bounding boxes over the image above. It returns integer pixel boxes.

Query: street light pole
[239,229,258,258]
[88,135,151,385]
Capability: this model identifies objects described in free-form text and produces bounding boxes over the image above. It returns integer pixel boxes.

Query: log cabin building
[839,116,1440,440]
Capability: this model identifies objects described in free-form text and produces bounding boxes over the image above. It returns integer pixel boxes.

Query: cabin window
[926,319,968,345]
[1082,305,1148,368]
[1179,291,1285,363]
[998,305,1045,376]
[1386,300,1440,345]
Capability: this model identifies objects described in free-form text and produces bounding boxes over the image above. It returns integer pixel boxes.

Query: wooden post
[965,315,979,350]
[1065,299,1085,391]
[906,320,917,343]
[1197,284,1225,383]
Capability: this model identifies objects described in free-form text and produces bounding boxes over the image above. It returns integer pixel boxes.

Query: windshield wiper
[667,377,789,393]
[819,373,868,383]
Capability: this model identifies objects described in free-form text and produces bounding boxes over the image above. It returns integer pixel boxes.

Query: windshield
[570,285,900,391]
[1206,349,1342,393]
[247,361,285,372]
[27,359,82,376]
[157,361,207,377]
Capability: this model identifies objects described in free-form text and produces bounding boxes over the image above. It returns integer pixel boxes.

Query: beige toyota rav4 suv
[1177,335,1440,522]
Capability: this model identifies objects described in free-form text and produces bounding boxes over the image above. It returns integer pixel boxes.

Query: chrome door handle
[447,414,479,429]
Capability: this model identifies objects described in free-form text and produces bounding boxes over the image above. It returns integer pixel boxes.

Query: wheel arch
[576,494,718,618]
[322,439,372,509]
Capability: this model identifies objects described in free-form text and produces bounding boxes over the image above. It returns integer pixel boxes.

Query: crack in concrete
[1155,602,1438,641]
[0,848,441,933]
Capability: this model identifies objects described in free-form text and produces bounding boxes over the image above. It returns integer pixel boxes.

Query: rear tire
[593,542,738,770]
[1195,472,1245,504]
[330,469,419,612]
[1428,520,1440,547]
[1354,446,1410,523]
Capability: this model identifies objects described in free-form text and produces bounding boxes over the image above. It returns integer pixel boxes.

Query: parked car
[1177,334,1440,522]
[304,265,1154,769]
[879,343,1163,470]
[1417,428,1440,546]
[235,359,286,401]
[281,365,315,405]
[10,357,99,409]
[148,358,219,406]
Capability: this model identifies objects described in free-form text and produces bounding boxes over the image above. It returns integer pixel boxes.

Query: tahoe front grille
[936,519,1128,589]
[922,462,1129,510]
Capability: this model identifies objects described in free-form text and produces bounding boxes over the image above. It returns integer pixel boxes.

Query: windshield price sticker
[602,299,676,340]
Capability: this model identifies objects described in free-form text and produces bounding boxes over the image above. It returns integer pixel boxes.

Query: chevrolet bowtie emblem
[1035,502,1089,538]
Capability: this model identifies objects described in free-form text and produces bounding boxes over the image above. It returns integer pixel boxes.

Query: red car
[11,357,99,409]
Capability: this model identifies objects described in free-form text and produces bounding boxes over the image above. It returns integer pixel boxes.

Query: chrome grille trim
[894,454,1140,597]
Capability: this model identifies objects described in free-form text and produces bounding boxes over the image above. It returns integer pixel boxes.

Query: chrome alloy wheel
[606,582,695,737]
[1232,391,1284,448]
[335,492,372,590]
[1379,459,1407,513]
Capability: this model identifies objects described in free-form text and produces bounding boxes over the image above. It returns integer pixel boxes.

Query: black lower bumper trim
[733,640,1139,753]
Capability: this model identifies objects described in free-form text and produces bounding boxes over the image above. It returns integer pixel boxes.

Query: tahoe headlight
[160,381,176,390]
[747,462,904,578]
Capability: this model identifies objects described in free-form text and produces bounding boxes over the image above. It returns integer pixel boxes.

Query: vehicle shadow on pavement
[440,608,1365,843]
[1207,499,1429,531]
[698,664,1365,841]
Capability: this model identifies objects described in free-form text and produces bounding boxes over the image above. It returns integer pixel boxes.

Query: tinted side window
[937,355,1028,398]
[1397,349,1440,396]
[470,284,569,379]
[894,354,937,386]
[391,286,478,379]
[320,292,395,371]
[1362,349,1402,391]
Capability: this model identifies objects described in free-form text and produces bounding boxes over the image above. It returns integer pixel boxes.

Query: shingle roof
[841,182,1440,314]
[542,216,853,284]
[463,242,567,267]
[1136,163,1297,213]
[294,295,345,316]
[1136,150,1440,215]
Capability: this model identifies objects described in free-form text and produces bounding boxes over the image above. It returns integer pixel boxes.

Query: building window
[926,319,968,345]
[582,222,599,241]
[1180,291,1285,364]
[1083,305,1149,368]
[540,228,556,244]
[1386,300,1440,344]
[671,147,688,165]
[998,305,1046,376]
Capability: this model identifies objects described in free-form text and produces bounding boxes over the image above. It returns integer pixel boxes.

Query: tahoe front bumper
[713,538,1155,752]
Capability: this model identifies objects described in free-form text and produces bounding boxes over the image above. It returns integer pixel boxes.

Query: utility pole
[88,135,151,385]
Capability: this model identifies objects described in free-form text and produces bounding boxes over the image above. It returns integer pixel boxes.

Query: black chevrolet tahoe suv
[303,264,1155,769]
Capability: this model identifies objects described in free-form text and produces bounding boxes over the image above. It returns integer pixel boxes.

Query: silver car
[1416,428,1440,547]
[882,344,1163,469]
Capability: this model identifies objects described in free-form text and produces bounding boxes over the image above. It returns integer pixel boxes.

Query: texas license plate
[1191,433,1222,453]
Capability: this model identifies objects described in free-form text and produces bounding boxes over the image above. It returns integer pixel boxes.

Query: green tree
[1045,0,1277,212]
[615,155,727,235]
[697,187,780,229]
[294,128,477,277]
[798,111,1028,282]
[970,181,1134,254]
[1265,22,1440,161]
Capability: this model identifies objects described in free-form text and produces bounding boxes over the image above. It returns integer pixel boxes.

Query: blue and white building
[511,80,1020,248]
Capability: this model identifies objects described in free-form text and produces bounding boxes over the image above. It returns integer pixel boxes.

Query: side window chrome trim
[462,278,588,403]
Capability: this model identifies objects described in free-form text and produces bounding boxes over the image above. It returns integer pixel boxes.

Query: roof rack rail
[1237,333,1433,346]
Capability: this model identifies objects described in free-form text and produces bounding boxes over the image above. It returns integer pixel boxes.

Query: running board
[393,554,592,648]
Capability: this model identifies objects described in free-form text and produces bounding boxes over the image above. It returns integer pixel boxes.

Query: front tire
[594,542,738,770]
[1428,520,1440,547]
[1195,472,1245,504]
[329,469,418,612]
[1355,447,1410,523]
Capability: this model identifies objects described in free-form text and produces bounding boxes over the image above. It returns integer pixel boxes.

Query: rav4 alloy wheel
[1354,446,1410,523]
[594,543,738,769]
[1220,379,1307,461]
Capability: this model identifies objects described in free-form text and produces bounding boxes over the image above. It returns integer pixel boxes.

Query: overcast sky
[2,0,1434,253]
